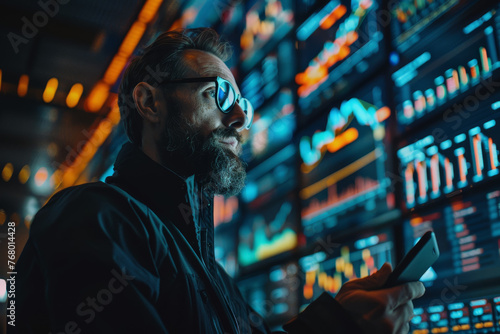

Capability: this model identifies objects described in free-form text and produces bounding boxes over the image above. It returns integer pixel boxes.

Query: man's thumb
[357,262,392,290]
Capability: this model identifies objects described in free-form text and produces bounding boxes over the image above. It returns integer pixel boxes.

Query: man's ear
[133,82,160,123]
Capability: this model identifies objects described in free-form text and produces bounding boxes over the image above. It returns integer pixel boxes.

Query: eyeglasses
[162,76,254,130]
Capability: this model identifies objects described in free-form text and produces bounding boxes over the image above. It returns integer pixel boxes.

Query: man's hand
[335,263,425,334]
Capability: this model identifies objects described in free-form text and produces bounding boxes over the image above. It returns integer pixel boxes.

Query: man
[15,28,424,333]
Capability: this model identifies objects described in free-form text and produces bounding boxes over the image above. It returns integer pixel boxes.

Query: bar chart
[392,7,500,128]
[399,115,500,209]
[299,230,393,308]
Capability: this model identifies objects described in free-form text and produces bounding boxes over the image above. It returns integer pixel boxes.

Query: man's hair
[118,28,233,146]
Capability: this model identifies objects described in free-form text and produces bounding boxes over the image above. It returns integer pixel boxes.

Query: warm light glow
[376,106,391,122]
[25,215,33,229]
[169,7,197,31]
[85,81,110,112]
[214,195,239,227]
[303,284,313,300]
[0,209,5,225]
[410,217,423,226]
[2,163,13,182]
[103,54,129,85]
[295,1,374,99]
[138,0,163,24]
[85,0,163,112]
[119,22,146,60]
[326,128,359,153]
[47,142,58,157]
[43,78,59,103]
[56,0,162,190]
[50,169,63,188]
[18,165,30,184]
[108,105,121,125]
[34,167,49,186]
[18,74,29,97]
[319,5,347,30]
[10,213,20,226]
[66,83,84,108]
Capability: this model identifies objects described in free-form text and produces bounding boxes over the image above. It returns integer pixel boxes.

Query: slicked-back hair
[118,28,233,146]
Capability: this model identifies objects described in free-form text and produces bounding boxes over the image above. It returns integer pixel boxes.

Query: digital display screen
[237,262,299,328]
[214,195,240,228]
[241,39,295,112]
[295,0,386,117]
[410,294,500,333]
[241,144,297,209]
[298,229,394,310]
[390,0,468,53]
[238,193,299,267]
[230,3,500,330]
[299,77,396,242]
[403,189,500,287]
[241,89,296,168]
[392,2,500,130]
[398,91,500,210]
[239,0,294,72]
[214,195,240,277]
[214,224,238,278]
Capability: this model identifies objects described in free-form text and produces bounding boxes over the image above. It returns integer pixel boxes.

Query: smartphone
[383,231,440,288]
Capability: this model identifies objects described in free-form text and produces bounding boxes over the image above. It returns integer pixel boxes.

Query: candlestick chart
[299,230,394,309]
[392,5,500,129]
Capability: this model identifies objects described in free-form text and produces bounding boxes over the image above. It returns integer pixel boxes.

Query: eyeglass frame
[159,76,253,130]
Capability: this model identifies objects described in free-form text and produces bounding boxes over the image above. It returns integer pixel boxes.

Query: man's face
[157,49,248,196]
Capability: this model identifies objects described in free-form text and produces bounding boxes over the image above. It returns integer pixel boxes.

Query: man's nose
[223,101,247,131]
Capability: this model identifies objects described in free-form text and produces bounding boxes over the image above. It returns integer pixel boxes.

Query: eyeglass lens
[218,81,235,111]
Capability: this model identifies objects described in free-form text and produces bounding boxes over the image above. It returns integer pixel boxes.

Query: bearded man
[15,28,424,334]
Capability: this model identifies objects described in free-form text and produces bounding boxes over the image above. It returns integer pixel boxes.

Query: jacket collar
[105,142,216,271]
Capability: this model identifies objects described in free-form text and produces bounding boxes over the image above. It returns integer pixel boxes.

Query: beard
[158,109,247,197]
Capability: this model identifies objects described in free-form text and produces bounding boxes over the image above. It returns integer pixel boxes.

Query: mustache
[211,127,242,144]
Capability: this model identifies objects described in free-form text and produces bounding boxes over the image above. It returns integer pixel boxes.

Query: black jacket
[14,142,362,333]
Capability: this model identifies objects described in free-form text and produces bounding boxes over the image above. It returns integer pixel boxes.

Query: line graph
[238,200,298,266]
[299,80,395,240]
[299,97,390,172]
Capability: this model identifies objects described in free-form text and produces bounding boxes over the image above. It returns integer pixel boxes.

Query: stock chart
[392,1,500,130]
[207,0,500,331]
[241,144,297,209]
[411,295,500,333]
[295,0,386,117]
[299,77,396,241]
[241,89,297,168]
[240,0,295,72]
[392,2,500,333]
[238,194,299,267]
[299,229,394,309]
[398,99,500,209]
[403,189,500,285]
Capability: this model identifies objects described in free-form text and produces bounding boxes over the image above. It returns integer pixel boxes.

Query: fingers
[356,300,414,334]
[392,301,414,334]
[378,262,393,277]
[401,322,410,334]
[385,281,425,310]
[348,262,393,290]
